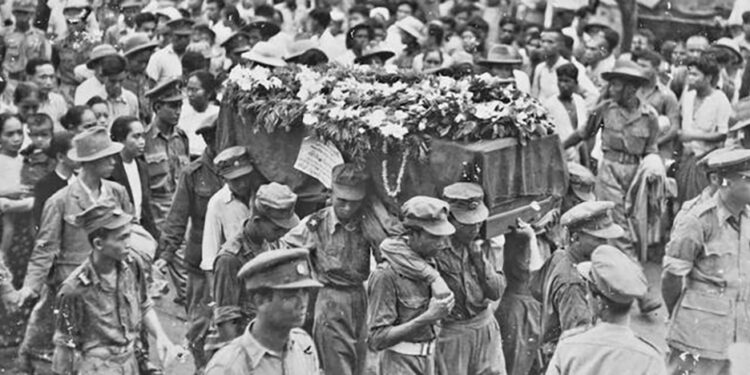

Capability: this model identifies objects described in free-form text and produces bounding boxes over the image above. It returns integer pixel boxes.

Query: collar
[81,256,129,286]
[240,320,294,369]
[717,190,748,223]
[220,184,251,205]
[545,56,566,69]
[326,206,340,235]
[200,150,219,173]
[148,122,175,140]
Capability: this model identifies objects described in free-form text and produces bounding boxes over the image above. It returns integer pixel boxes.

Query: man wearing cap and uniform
[156,116,223,370]
[546,245,666,375]
[143,77,190,230]
[51,203,182,375]
[533,201,624,369]
[205,248,323,375]
[103,0,142,47]
[201,146,263,275]
[74,44,122,105]
[208,182,300,353]
[54,0,98,104]
[563,59,659,258]
[146,18,194,82]
[368,196,456,375]
[281,163,384,375]
[3,0,51,80]
[16,127,134,372]
[478,44,531,93]
[122,32,160,123]
[563,162,596,214]
[663,148,750,375]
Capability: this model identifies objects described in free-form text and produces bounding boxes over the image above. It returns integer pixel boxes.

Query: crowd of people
[0,0,750,374]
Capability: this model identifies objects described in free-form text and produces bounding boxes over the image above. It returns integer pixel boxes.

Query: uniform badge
[297,263,308,275]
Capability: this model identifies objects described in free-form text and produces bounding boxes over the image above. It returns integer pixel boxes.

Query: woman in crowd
[60,105,98,134]
[453,25,484,64]
[13,82,41,127]
[336,23,373,66]
[179,70,220,159]
[413,21,450,71]
[86,96,110,128]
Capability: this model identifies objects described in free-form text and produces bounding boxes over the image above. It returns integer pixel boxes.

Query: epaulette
[690,195,719,218]
[77,272,91,286]
[558,325,590,341]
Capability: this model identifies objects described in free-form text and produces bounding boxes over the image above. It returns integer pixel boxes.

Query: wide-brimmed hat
[154,6,181,21]
[219,31,250,48]
[285,39,324,61]
[396,16,425,41]
[86,44,125,69]
[601,59,649,86]
[68,126,124,162]
[241,41,287,67]
[713,37,744,64]
[122,33,160,57]
[241,19,281,39]
[478,44,522,66]
[354,45,395,65]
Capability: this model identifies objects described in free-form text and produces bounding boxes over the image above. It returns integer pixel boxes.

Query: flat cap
[145,77,183,102]
[214,146,254,179]
[706,148,750,176]
[576,245,647,304]
[238,248,323,290]
[560,201,624,239]
[166,18,195,35]
[442,182,488,225]
[401,196,456,236]
[332,163,369,200]
[70,203,132,234]
[254,182,300,229]
[567,162,596,202]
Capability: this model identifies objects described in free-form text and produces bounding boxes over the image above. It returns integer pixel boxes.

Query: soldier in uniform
[122,33,159,123]
[16,127,134,373]
[155,115,222,371]
[533,201,624,369]
[204,248,323,375]
[209,182,299,352]
[51,204,182,375]
[546,245,666,375]
[3,0,52,81]
[563,59,659,259]
[143,77,190,230]
[562,162,596,214]
[54,0,98,104]
[281,163,383,375]
[663,148,750,375]
[368,196,456,375]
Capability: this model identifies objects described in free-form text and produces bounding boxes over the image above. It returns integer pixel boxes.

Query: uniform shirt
[2,27,51,75]
[580,99,659,157]
[281,207,379,287]
[663,192,750,359]
[200,185,253,271]
[23,179,133,294]
[367,237,436,351]
[146,44,183,83]
[546,323,666,375]
[143,122,190,196]
[205,321,321,375]
[105,89,140,124]
[52,256,151,354]
[533,250,593,348]
[680,89,732,156]
[434,239,505,322]
[74,76,106,105]
[159,150,222,269]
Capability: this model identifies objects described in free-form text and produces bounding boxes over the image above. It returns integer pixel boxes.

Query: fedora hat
[68,126,124,162]
[713,37,744,64]
[478,44,522,66]
[354,45,395,64]
[241,41,287,67]
[122,33,160,57]
[396,16,425,41]
[601,58,649,85]
[86,44,124,69]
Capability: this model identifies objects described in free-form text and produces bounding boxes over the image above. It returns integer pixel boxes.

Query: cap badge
[469,201,479,210]
[297,263,308,275]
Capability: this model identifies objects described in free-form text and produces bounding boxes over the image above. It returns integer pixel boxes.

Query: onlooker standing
[122,33,160,123]
[99,55,140,126]
[32,131,76,228]
[581,28,618,90]
[26,59,67,131]
[60,105,98,134]
[542,63,588,164]
[178,70,219,158]
[74,44,121,105]
[3,0,52,81]
[147,18,194,83]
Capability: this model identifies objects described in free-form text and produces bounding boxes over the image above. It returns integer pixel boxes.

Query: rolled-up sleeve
[366,269,397,351]
[663,213,703,276]
[279,216,317,250]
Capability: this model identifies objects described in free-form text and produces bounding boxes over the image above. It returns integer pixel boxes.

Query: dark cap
[254,182,300,229]
[568,162,596,202]
[241,20,281,39]
[214,146,254,179]
[166,18,195,35]
[560,201,624,239]
[706,148,750,176]
[576,245,647,304]
[69,203,132,234]
[401,196,456,236]
[238,248,323,290]
[144,77,184,102]
[442,182,489,225]
[331,163,368,200]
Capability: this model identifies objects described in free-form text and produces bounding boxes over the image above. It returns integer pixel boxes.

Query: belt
[387,340,436,356]
[603,150,642,165]
[84,343,135,358]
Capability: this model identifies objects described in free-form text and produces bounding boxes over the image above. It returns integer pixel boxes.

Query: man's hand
[155,335,186,367]
[421,294,455,324]
[1,289,19,314]
[16,287,37,308]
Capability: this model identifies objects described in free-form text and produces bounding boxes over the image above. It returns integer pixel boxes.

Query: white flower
[380,123,409,139]
[303,112,319,125]
[473,101,498,120]
[363,109,387,129]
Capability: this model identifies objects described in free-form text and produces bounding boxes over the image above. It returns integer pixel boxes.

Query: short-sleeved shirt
[105,89,140,125]
[205,321,321,375]
[74,76,107,106]
[146,44,183,83]
[143,121,190,196]
[582,99,659,156]
[200,185,254,271]
[680,89,732,156]
[367,238,436,351]
[639,84,680,134]
[40,92,70,132]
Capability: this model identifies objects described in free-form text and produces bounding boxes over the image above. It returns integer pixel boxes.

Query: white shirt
[122,159,142,220]
[74,76,107,106]
[146,44,183,83]
[40,92,69,132]
[178,101,220,156]
[680,89,732,156]
[200,185,254,271]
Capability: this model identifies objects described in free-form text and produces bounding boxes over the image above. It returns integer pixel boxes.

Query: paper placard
[294,137,344,189]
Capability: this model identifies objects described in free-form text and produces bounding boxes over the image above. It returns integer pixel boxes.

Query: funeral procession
[2,0,750,374]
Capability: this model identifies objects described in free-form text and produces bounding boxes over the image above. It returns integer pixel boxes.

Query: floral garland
[225,64,555,162]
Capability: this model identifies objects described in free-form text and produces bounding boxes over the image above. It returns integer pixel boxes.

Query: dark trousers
[313,286,368,375]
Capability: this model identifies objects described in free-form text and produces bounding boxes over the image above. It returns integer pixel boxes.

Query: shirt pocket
[396,289,430,323]
[669,290,733,353]
[624,125,652,155]
[195,181,216,210]
[144,152,169,181]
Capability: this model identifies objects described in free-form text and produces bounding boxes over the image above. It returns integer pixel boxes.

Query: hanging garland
[381,143,410,198]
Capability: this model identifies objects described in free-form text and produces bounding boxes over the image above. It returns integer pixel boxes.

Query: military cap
[219,31,250,49]
[567,162,596,202]
[166,18,195,35]
[254,182,300,229]
[560,201,624,239]
[70,203,132,234]
[331,163,369,201]
[144,77,183,102]
[576,245,647,304]
[12,0,35,13]
[442,182,489,225]
[238,248,323,290]
[697,147,734,170]
[705,148,750,176]
[401,196,456,236]
[214,146,254,179]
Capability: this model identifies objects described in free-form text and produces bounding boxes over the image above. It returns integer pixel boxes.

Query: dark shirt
[21,147,56,187]
[32,170,67,229]
[108,154,159,239]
